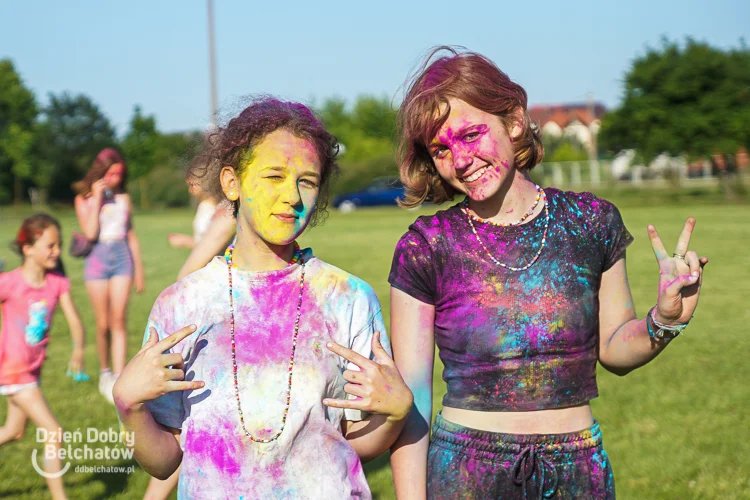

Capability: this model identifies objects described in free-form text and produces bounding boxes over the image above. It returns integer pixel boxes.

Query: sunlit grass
[0,197,747,499]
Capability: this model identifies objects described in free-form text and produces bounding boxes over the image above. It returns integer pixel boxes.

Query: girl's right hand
[91,179,108,200]
[112,325,204,412]
[323,332,414,422]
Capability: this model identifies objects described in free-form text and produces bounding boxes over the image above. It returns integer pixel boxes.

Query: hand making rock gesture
[648,217,709,325]
[113,325,205,411]
[323,332,413,422]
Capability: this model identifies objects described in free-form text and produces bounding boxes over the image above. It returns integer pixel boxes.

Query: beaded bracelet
[646,306,689,341]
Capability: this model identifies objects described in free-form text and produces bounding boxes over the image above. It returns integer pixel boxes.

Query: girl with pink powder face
[388,47,708,499]
[73,149,145,405]
[113,97,412,499]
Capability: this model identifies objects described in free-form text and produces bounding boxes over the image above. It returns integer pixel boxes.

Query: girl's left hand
[67,346,89,381]
[648,217,709,325]
[134,272,145,294]
[324,332,414,422]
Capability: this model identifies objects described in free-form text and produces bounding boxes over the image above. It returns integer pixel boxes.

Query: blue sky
[1,0,747,134]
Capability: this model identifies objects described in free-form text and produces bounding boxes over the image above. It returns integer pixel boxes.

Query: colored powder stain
[267,461,286,481]
[350,456,363,477]
[549,318,565,334]
[186,423,242,477]
[311,338,323,358]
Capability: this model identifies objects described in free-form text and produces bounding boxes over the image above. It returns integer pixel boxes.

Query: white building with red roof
[528,102,607,151]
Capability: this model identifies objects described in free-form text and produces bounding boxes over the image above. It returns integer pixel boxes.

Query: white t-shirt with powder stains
[144,249,387,499]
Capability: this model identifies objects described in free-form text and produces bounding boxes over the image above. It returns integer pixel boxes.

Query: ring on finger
[673,253,685,259]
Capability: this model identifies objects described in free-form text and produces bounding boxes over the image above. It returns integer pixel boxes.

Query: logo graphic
[31,449,71,478]
[30,427,136,478]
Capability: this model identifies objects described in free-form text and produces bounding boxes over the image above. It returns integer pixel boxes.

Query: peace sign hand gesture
[648,217,709,325]
[113,325,205,412]
[323,332,413,422]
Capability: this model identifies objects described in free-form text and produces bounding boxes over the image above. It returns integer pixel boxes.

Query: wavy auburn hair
[397,46,544,208]
[72,148,128,197]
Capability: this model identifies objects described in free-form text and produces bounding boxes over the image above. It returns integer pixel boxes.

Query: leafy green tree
[29,122,56,205]
[599,38,750,161]
[317,95,398,194]
[121,105,159,208]
[38,92,117,201]
[0,59,37,204]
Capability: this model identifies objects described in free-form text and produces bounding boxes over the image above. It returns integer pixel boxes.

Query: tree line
[2,37,748,207]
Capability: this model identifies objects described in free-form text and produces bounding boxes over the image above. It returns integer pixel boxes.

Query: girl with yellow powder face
[114,97,413,499]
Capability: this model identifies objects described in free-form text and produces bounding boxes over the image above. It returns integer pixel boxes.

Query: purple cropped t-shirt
[388,188,633,411]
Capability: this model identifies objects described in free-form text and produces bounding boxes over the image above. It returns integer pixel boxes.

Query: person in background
[168,163,221,251]
[0,214,87,500]
[73,148,145,404]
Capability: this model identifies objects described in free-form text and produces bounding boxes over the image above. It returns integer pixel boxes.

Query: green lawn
[0,198,747,499]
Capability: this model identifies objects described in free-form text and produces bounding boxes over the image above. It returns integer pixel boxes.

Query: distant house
[528,103,607,152]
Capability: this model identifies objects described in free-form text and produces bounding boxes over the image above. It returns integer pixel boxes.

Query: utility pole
[207,0,219,127]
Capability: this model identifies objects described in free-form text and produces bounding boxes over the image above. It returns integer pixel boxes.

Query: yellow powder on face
[237,130,322,245]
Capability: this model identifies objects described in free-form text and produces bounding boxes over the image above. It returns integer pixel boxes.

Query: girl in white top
[168,171,220,249]
[73,148,145,404]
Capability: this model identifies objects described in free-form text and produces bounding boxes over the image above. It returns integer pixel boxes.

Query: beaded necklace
[224,241,304,443]
[464,188,549,272]
[463,183,543,227]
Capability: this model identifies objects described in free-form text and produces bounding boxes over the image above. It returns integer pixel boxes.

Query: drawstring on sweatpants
[511,444,559,499]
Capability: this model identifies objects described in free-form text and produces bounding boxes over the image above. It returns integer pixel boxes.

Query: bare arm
[343,413,409,463]
[324,332,413,463]
[177,210,235,280]
[597,257,667,375]
[125,195,145,293]
[389,287,435,500]
[599,219,708,375]
[74,192,101,241]
[113,325,203,479]
[58,291,86,372]
[117,404,184,479]
[168,233,197,249]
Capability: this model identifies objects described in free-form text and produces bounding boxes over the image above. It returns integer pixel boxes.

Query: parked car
[333,177,405,212]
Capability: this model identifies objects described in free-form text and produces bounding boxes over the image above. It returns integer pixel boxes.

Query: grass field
[0,196,748,499]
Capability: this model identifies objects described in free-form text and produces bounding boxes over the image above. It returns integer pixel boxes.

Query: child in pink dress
[0,214,87,500]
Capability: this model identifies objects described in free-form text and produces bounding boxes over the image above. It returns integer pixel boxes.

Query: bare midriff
[441,403,594,434]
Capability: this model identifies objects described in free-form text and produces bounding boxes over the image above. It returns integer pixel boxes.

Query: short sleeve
[344,282,391,421]
[143,298,186,430]
[53,274,71,296]
[388,227,436,305]
[597,200,634,271]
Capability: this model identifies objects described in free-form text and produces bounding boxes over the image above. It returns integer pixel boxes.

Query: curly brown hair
[189,96,340,227]
[397,46,544,208]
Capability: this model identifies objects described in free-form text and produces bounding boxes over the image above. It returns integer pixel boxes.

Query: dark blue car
[333,177,405,212]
